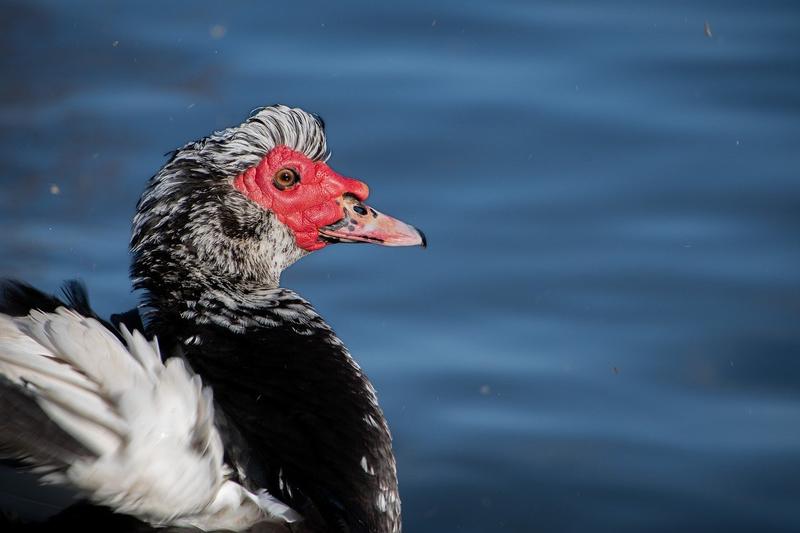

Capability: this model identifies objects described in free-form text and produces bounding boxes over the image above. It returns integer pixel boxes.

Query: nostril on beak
[353,204,368,216]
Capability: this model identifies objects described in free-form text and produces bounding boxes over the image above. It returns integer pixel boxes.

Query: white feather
[0,308,298,531]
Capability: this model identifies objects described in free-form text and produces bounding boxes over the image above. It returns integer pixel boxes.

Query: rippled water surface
[1,1,799,531]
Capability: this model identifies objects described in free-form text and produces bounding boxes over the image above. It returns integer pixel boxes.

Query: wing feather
[0,307,298,531]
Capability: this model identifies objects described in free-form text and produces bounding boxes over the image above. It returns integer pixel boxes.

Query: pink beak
[318,194,426,248]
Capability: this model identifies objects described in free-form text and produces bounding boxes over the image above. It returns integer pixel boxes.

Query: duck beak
[319,194,426,248]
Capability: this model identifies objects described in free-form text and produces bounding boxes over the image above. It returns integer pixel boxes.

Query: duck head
[131,105,424,299]
[232,144,425,252]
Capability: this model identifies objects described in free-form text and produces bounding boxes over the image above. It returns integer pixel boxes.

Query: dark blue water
[2,1,799,531]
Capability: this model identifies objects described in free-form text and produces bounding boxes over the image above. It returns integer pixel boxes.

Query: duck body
[149,287,400,533]
[0,105,423,532]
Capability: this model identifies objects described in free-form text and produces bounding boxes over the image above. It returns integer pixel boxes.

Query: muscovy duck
[0,105,425,532]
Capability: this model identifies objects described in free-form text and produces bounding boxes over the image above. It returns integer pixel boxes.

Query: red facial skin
[233,146,369,251]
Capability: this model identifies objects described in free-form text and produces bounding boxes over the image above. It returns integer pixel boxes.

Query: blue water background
[1,1,799,531]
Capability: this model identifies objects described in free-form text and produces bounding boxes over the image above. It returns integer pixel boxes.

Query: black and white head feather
[131,105,329,310]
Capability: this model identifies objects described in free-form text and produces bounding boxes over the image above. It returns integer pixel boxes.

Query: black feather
[152,292,398,533]
[0,376,95,468]
[0,281,64,316]
[110,308,145,334]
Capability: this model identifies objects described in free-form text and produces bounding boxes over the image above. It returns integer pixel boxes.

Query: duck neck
[137,274,283,334]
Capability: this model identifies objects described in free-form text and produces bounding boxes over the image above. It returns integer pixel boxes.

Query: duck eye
[273,167,300,190]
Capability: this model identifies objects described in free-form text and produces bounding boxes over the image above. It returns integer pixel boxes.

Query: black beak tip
[416,227,427,249]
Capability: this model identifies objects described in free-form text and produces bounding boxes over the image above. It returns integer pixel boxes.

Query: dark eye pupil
[274,168,299,189]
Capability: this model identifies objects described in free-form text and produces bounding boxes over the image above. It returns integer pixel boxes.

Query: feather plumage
[0,303,298,531]
[1,104,406,533]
